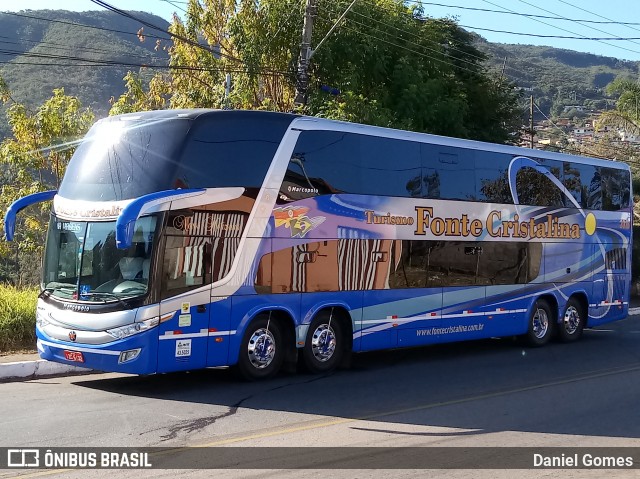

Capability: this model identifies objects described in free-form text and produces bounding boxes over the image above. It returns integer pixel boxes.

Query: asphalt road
[2,315,640,478]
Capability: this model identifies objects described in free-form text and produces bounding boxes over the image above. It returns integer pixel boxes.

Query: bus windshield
[42,215,157,302]
[59,117,191,202]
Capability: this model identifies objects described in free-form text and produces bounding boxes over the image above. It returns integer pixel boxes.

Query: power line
[1,10,172,43]
[88,0,248,67]
[0,43,287,77]
[158,0,189,15]
[555,0,640,37]
[357,0,491,63]
[516,0,640,51]
[0,5,298,84]
[410,1,640,26]
[267,0,304,43]
[90,0,296,77]
[359,0,593,86]
[0,45,166,68]
[456,25,640,41]
[345,24,482,77]
[343,0,537,85]
[0,58,288,76]
[331,0,494,74]
[0,34,159,62]
[324,5,482,70]
[331,0,487,64]
[350,0,551,85]
[479,0,640,56]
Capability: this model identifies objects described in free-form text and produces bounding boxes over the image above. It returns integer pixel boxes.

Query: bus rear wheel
[524,299,553,347]
[558,298,585,343]
[237,316,284,380]
[302,311,344,374]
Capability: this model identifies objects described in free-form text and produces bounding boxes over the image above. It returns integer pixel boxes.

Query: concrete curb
[0,360,92,381]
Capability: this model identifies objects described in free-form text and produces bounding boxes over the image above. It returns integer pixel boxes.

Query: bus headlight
[107,317,159,340]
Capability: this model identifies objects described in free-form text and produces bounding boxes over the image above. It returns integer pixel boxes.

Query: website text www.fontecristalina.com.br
[416,323,484,337]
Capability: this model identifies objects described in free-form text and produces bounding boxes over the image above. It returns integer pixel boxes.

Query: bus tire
[237,316,284,380]
[525,299,553,347]
[558,297,585,343]
[302,311,344,374]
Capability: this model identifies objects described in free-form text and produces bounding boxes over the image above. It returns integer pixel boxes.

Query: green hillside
[0,9,170,137]
[474,35,640,118]
[1,9,640,136]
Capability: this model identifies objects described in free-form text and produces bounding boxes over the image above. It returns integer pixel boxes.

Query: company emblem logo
[68,331,77,342]
[273,206,325,238]
[7,449,40,467]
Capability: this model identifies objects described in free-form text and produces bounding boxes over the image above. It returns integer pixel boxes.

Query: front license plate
[63,350,84,363]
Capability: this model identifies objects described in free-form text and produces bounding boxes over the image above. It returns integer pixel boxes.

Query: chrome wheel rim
[310,324,336,362]
[532,307,549,339]
[563,305,580,335]
[247,328,276,369]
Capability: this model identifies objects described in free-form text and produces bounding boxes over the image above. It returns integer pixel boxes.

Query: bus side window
[160,210,248,299]
[563,162,595,209]
[478,242,541,284]
[421,144,476,201]
[388,240,447,288]
[278,154,332,203]
[359,135,422,198]
[161,235,211,298]
[515,166,564,208]
[602,167,631,211]
[278,131,357,203]
[475,151,513,204]
[279,130,422,203]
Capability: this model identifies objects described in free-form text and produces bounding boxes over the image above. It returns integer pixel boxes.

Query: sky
[3,0,640,62]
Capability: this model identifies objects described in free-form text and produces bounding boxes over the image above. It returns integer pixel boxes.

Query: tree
[111,0,521,143]
[593,78,640,223]
[109,71,171,115]
[598,77,640,135]
[0,80,94,283]
[568,133,640,224]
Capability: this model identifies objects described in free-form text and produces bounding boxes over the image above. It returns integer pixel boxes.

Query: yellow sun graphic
[585,213,597,236]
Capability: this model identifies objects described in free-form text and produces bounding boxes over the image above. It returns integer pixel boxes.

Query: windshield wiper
[39,284,76,299]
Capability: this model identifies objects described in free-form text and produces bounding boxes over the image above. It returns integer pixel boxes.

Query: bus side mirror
[3,190,57,241]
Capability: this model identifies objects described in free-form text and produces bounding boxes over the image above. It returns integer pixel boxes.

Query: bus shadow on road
[72,322,640,441]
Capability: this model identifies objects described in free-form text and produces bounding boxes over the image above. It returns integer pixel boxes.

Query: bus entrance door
[157,297,210,373]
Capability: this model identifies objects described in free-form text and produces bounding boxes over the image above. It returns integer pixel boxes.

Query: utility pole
[223,73,231,109]
[530,95,534,149]
[294,0,317,108]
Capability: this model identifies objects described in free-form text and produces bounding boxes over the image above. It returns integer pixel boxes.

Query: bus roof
[101,108,299,123]
[100,109,629,172]
[291,116,630,171]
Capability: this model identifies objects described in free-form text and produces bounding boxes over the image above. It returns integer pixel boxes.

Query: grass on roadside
[0,284,38,352]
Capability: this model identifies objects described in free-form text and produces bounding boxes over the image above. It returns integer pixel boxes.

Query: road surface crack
[159,394,252,442]
[152,376,333,442]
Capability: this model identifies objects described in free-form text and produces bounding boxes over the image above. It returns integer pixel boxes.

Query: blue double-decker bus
[4,110,632,379]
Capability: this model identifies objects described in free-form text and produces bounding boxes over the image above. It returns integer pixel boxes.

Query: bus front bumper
[36,327,158,375]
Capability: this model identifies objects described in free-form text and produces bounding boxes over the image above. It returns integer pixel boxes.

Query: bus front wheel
[558,298,585,343]
[237,316,284,380]
[302,311,344,373]
[525,299,553,347]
